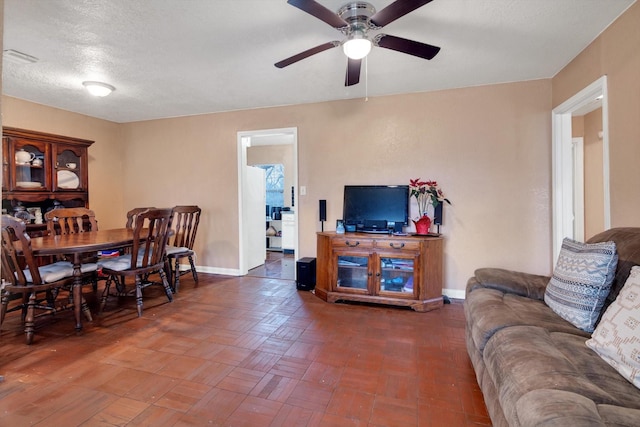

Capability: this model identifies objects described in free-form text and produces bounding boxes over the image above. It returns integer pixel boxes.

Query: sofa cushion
[471,268,550,300]
[586,266,640,389]
[596,405,640,426]
[483,326,640,426]
[464,287,589,353]
[544,238,618,332]
[515,389,604,426]
[587,227,640,313]
[515,390,640,427]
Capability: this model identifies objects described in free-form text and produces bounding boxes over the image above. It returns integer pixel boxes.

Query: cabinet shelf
[15,164,44,169]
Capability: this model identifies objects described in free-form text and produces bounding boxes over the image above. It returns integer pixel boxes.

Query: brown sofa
[464,228,640,426]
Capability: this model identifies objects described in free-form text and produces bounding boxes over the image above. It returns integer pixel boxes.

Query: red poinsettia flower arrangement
[409,179,451,217]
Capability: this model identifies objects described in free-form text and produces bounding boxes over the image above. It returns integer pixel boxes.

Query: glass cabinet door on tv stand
[336,254,370,293]
[377,253,418,297]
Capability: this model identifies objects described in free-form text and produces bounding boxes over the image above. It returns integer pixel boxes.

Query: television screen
[343,185,409,232]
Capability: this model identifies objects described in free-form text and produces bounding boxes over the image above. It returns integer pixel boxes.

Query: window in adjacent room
[256,164,284,208]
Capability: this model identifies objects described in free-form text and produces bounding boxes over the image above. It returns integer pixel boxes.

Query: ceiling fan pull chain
[365,56,369,102]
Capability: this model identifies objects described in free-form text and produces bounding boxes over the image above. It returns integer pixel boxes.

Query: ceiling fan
[275,0,441,86]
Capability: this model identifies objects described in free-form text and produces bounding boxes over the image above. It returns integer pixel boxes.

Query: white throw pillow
[586,265,640,389]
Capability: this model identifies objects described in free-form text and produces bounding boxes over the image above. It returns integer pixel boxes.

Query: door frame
[572,137,585,242]
[551,76,610,263]
[237,127,298,275]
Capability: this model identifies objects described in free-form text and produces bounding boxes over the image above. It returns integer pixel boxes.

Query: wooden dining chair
[0,215,96,344]
[115,207,158,286]
[44,207,98,235]
[125,207,156,229]
[98,208,175,317]
[44,207,99,291]
[165,205,201,293]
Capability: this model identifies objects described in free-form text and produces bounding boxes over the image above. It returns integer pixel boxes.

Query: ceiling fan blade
[275,41,340,68]
[287,0,348,28]
[375,34,440,60]
[345,58,361,86]
[370,0,433,28]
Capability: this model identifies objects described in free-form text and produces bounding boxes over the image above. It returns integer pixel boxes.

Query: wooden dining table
[27,228,138,332]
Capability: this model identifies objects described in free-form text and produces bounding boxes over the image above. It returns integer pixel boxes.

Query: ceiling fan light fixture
[343,32,372,60]
[82,81,115,97]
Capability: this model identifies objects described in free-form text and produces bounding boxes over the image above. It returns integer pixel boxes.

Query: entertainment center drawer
[375,239,420,251]
[332,237,374,249]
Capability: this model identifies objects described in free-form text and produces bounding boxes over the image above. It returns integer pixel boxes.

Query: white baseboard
[190,265,242,276]
[443,288,466,300]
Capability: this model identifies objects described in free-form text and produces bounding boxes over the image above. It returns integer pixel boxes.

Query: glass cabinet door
[2,137,9,191]
[12,140,48,190]
[54,145,83,191]
[378,254,417,297]
[335,254,370,292]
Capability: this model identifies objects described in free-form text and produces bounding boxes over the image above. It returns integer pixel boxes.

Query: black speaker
[319,200,327,221]
[434,203,443,225]
[296,257,316,291]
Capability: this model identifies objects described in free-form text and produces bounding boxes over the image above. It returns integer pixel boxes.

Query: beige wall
[572,116,584,137]
[584,108,604,238]
[553,1,640,227]
[571,108,605,239]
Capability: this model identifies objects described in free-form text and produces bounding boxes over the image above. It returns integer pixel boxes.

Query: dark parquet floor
[248,251,295,280]
[0,269,490,426]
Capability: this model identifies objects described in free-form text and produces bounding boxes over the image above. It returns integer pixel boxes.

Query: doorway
[237,127,298,279]
[247,251,295,280]
[552,76,610,263]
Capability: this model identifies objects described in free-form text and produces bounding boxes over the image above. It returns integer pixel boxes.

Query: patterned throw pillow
[586,266,640,389]
[544,238,618,332]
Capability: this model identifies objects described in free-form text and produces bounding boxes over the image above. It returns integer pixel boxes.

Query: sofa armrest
[468,268,550,300]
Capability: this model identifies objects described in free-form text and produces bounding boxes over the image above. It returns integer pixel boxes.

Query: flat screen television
[343,185,409,233]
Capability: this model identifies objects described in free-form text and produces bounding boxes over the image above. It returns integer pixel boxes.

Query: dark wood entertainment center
[315,231,444,312]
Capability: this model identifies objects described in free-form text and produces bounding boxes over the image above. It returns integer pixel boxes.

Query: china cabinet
[2,127,93,234]
[315,232,443,312]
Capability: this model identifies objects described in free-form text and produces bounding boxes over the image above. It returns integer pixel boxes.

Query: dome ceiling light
[82,81,116,97]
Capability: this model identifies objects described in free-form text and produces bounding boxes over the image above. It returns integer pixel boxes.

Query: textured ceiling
[2,0,636,123]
